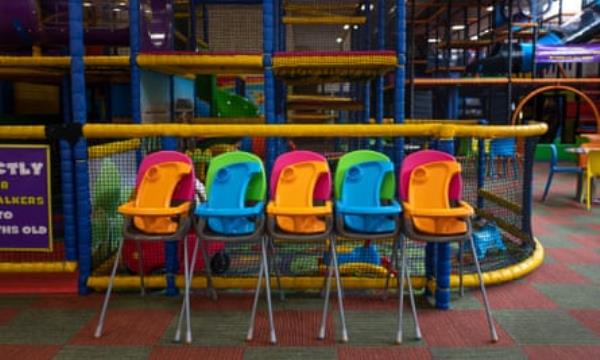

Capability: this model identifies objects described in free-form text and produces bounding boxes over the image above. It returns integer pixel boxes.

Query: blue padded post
[161,137,179,295]
[263,0,276,176]
[394,0,406,170]
[69,0,91,294]
[434,138,455,310]
[522,134,536,238]
[477,119,488,209]
[60,76,77,261]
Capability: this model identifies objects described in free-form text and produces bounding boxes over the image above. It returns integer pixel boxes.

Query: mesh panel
[201,4,263,53]
[86,134,537,287]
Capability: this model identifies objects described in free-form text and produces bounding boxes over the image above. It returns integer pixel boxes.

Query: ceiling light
[119,2,127,6]
[360,4,366,11]
[428,38,440,43]
[353,25,359,30]
[343,24,350,30]
[336,37,343,44]
[470,35,478,40]
[486,6,494,12]
[369,4,375,11]
[113,7,122,12]
[83,2,92,7]
[451,25,465,31]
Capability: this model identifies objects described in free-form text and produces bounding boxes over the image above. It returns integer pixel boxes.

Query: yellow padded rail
[0,56,71,67]
[82,123,547,139]
[0,261,77,273]
[0,126,47,139]
[84,56,130,67]
[136,54,263,75]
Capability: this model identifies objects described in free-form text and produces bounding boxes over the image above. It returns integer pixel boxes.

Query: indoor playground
[0,0,599,359]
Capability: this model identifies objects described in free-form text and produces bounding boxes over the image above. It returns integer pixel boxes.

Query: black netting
[199,4,263,53]
[86,133,537,288]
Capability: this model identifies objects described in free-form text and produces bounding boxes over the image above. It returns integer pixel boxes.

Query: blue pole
[435,137,455,310]
[394,0,406,168]
[375,0,385,152]
[477,119,488,209]
[60,76,77,261]
[263,0,276,176]
[522,135,536,238]
[69,0,91,294]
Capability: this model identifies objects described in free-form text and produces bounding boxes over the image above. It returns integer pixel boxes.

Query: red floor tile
[338,346,432,360]
[190,293,254,311]
[70,309,174,346]
[473,282,557,309]
[0,308,20,325]
[149,346,244,360]
[31,294,103,309]
[418,309,513,347]
[569,310,600,337]
[523,263,590,285]
[568,234,600,249]
[0,345,61,360]
[524,345,600,360]
[250,310,335,346]
[546,248,600,265]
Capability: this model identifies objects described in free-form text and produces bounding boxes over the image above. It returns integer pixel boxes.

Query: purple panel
[536,44,600,63]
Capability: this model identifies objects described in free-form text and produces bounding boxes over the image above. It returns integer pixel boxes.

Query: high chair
[584,150,600,210]
[94,151,196,343]
[189,151,275,343]
[266,151,348,342]
[334,150,421,344]
[400,150,498,343]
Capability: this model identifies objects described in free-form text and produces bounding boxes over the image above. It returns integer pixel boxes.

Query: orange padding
[405,161,473,235]
[118,161,192,234]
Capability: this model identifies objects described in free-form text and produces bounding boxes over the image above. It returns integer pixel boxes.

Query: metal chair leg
[135,240,146,296]
[541,171,554,202]
[246,249,265,342]
[458,242,464,297]
[330,235,349,343]
[469,235,498,342]
[261,236,277,344]
[199,239,217,300]
[181,236,193,344]
[269,238,285,301]
[383,236,399,300]
[94,236,125,338]
[396,234,408,344]
[174,235,201,343]
[403,250,422,340]
[318,245,335,340]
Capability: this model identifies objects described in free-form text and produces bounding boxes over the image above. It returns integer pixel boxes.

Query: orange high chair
[400,156,498,343]
[94,151,196,343]
[266,152,349,342]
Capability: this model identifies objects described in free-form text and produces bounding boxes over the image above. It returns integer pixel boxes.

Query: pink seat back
[270,151,331,200]
[136,151,195,201]
[399,150,462,201]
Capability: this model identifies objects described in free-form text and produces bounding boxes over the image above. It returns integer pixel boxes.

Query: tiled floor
[0,163,598,359]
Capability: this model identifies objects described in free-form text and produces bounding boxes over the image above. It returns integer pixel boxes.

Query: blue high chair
[333,150,421,344]
[489,137,519,178]
[176,151,276,344]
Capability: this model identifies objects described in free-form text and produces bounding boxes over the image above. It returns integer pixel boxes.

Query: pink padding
[136,151,195,201]
[270,151,331,200]
[399,150,462,201]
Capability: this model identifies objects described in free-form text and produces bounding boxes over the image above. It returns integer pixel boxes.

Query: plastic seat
[266,151,346,342]
[94,151,197,344]
[541,143,583,201]
[191,151,275,344]
[333,150,421,343]
[488,138,518,178]
[584,150,600,210]
[400,150,498,344]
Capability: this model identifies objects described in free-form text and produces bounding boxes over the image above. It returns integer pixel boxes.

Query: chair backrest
[399,150,462,201]
[587,150,600,177]
[407,160,466,235]
[270,150,331,200]
[338,160,397,233]
[136,151,195,202]
[133,152,194,233]
[273,159,330,233]
[334,150,394,200]
[206,151,266,202]
[490,138,516,157]
[206,161,265,234]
